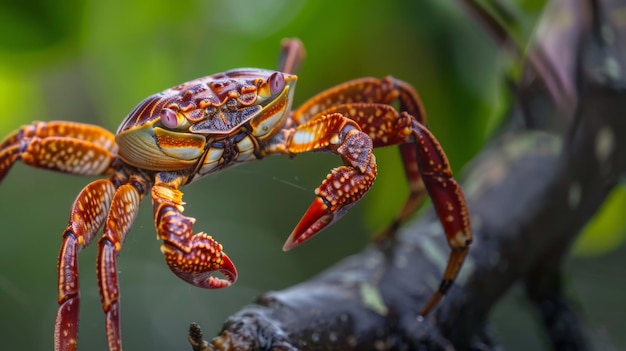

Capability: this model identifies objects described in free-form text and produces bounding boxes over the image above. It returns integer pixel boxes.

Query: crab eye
[268,72,285,96]
[160,108,182,129]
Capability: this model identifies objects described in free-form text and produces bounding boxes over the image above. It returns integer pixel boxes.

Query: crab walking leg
[276,38,306,75]
[96,179,147,351]
[265,113,377,250]
[0,121,117,182]
[55,179,117,351]
[292,77,429,239]
[371,143,429,241]
[151,174,237,289]
[404,117,472,316]
[406,119,472,316]
[320,103,472,315]
[292,77,427,125]
[388,79,434,238]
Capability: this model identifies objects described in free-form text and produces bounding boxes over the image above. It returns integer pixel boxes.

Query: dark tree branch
[191,0,626,349]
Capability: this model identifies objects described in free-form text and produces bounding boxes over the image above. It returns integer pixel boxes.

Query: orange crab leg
[96,178,148,351]
[55,179,117,351]
[391,78,433,238]
[151,173,237,289]
[325,104,472,315]
[0,121,125,351]
[277,38,306,75]
[285,76,472,316]
[265,113,377,250]
[291,77,429,239]
[291,76,426,124]
[0,121,117,182]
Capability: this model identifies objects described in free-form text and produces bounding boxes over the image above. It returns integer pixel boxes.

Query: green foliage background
[0,1,623,350]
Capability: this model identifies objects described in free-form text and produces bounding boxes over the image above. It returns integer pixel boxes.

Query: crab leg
[276,38,306,75]
[265,113,377,250]
[292,76,426,124]
[321,103,472,315]
[151,173,237,289]
[290,77,473,315]
[0,121,117,182]
[2,121,124,351]
[55,179,117,351]
[292,77,429,239]
[96,177,148,351]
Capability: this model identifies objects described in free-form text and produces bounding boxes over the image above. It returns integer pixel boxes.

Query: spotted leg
[318,103,472,315]
[94,176,150,351]
[0,121,123,351]
[288,75,472,316]
[56,179,117,351]
[291,77,430,241]
[264,113,377,250]
[0,121,117,182]
[151,173,237,289]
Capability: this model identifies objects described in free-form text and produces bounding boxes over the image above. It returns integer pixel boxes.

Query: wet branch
[192,0,626,350]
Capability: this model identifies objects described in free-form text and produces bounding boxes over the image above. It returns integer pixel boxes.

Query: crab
[0,39,472,351]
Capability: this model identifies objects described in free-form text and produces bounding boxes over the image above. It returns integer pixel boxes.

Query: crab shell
[115,69,297,172]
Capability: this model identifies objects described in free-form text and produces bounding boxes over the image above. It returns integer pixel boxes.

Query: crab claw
[162,240,238,289]
[205,252,238,289]
[283,161,376,251]
[283,197,354,251]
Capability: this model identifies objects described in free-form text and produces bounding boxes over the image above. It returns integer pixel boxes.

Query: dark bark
[190,0,626,350]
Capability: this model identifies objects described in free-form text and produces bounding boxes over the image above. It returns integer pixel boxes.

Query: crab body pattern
[0,40,472,351]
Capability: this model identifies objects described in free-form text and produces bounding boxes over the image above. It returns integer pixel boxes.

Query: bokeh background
[0,1,624,350]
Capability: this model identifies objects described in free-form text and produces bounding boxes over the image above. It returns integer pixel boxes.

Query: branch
[191,0,626,349]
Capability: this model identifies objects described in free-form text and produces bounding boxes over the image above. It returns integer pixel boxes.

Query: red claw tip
[186,252,238,289]
[283,197,334,251]
[211,252,237,288]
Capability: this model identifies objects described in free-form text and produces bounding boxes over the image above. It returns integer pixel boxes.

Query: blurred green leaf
[0,68,42,134]
[574,185,626,257]
[0,0,83,54]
